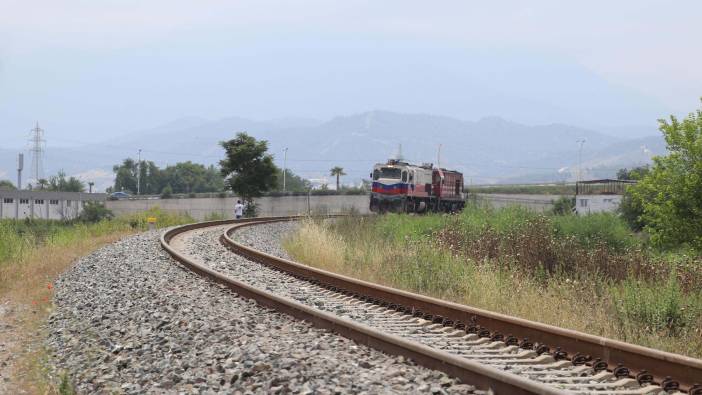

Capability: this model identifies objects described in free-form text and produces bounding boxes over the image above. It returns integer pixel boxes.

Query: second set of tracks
[161,216,702,394]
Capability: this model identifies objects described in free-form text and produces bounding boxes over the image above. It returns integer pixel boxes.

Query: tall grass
[0,207,193,269]
[0,207,193,393]
[284,207,702,358]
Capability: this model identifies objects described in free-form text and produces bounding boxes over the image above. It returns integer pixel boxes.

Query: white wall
[0,191,106,220]
[575,194,622,215]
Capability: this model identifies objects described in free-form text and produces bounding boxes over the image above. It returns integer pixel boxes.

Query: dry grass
[1,231,132,394]
[283,218,702,358]
[0,207,193,394]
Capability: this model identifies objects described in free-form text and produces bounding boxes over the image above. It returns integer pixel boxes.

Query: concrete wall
[575,194,622,215]
[473,193,561,213]
[0,190,106,220]
[106,193,569,219]
[106,195,371,220]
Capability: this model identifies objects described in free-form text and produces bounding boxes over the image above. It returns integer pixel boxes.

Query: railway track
[161,216,702,395]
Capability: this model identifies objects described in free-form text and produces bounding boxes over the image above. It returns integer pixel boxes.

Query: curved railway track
[161,216,702,395]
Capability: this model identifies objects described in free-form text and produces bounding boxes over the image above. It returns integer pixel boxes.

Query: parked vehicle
[369,159,465,213]
[109,191,131,200]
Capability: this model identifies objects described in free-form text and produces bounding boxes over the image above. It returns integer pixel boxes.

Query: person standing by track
[234,200,244,219]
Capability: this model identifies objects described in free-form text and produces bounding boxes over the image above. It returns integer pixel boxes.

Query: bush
[551,196,574,215]
[244,201,258,218]
[619,189,646,231]
[160,185,173,199]
[552,212,639,251]
[78,202,114,223]
[613,275,699,334]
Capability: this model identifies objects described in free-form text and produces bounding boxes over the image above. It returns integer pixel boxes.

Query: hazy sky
[2,0,701,148]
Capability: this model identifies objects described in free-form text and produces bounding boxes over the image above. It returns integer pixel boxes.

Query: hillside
[0,111,666,190]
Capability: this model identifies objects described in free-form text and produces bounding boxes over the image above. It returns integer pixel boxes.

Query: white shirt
[234,203,244,217]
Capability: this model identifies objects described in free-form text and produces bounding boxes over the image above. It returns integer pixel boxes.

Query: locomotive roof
[374,159,462,174]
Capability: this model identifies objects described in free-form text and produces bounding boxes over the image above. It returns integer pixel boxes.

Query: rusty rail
[161,216,563,394]
[220,217,702,393]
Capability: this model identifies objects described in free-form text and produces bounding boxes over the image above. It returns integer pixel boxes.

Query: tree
[628,100,702,249]
[0,180,16,190]
[37,179,48,190]
[112,158,224,195]
[47,171,85,192]
[617,166,650,231]
[617,166,649,181]
[113,158,138,193]
[219,133,277,205]
[330,166,346,191]
[88,181,95,193]
[273,168,310,192]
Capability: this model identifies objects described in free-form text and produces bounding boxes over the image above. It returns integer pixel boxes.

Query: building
[0,190,107,220]
[575,179,636,215]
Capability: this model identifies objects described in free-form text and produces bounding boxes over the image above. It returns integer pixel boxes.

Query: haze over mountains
[0,111,665,192]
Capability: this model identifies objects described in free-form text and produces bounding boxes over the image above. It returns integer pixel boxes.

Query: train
[369,158,465,213]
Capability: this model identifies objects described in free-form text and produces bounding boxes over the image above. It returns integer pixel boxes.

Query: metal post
[283,147,288,192]
[17,153,23,190]
[137,149,142,195]
[307,187,311,216]
[577,139,586,183]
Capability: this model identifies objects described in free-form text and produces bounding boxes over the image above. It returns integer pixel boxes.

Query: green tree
[113,159,224,195]
[0,180,16,190]
[274,168,310,192]
[113,158,138,193]
[37,179,48,190]
[629,100,702,249]
[47,171,85,192]
[330,166,346,191]
[617,166,650,231]
[219,133,277,205]
[617,166,649,181]
[161,162,224,193]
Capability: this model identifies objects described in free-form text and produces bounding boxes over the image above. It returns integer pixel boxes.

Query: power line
[28,122,45,181]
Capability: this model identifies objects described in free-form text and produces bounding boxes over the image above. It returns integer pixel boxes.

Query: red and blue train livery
[369,159,465,213]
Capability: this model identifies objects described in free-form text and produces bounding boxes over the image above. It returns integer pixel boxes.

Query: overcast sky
[1,0,701,148]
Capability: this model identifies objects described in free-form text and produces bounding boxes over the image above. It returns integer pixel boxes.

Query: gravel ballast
[47,229,477,394]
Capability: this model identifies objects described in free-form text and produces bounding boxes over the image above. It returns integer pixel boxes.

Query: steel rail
[220,217,702,393]
[161,217,563,395]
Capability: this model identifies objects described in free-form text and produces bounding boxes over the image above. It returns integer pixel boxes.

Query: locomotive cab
[370,158,465,214]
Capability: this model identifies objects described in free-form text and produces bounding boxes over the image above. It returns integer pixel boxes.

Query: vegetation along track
[161,216,702,394]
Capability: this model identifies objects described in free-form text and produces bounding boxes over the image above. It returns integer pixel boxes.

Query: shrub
[160,185,173,199]
[244,201,258,218]
[613,275,700,334]
[551,196,575,215]
[78,202,114,223]
[552,212,639,251]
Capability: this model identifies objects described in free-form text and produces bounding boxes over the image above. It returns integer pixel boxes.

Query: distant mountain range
[0,111,666,191]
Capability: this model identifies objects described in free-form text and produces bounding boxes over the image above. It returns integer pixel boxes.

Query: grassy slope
[0,208,194,394]
[283,206,702,358]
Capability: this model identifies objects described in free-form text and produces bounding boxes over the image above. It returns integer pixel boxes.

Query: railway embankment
[46,228,476,394]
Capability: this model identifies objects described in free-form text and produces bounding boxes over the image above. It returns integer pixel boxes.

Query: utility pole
[577,139,586,182]
[137,149,142,195]
[17,153,24,190]
[29,122,45,182]
[283,147,288,192]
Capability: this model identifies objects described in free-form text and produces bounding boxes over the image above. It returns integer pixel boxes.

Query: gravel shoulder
[47,228,476,394]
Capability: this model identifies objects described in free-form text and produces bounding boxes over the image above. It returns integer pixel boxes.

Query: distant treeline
[109,158,351,195]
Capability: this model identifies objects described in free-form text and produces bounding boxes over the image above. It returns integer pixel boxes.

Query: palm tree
[37,179,48,190]
[88,181,95,193]
[329,166,346,191]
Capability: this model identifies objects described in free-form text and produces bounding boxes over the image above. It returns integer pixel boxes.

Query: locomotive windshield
[373,167,402,180]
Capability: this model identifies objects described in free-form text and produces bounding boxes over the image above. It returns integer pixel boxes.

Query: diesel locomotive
[369,159,465,213]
